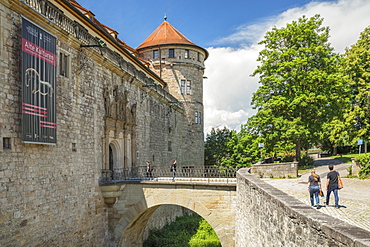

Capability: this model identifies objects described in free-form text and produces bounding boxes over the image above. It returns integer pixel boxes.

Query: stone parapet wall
[236,168,370,247]
[250,162,298,178]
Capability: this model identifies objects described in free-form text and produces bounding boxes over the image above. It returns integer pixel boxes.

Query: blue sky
[76,0,370,134]
[77,0,334,48]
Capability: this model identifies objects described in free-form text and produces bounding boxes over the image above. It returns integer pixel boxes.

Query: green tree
[251,15,348,159]
[342,26,370,143]
[320,117,350,155]
[219,125,260,170]
[204,127,233,167]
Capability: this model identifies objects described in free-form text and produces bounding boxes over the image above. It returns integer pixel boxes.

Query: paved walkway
[263,158,370,234]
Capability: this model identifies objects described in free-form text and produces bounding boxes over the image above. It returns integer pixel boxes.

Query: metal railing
[100,166,237,184]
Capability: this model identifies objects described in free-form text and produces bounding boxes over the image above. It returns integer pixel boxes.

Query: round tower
[136,19,208,167]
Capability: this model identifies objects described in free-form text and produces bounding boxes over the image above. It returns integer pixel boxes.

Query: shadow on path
[300,158,350,181]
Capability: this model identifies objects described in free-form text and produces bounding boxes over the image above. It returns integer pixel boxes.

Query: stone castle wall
[0,0,203,245]
[0,2,108,245]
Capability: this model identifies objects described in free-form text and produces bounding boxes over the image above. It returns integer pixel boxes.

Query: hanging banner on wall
[22,17,57,144]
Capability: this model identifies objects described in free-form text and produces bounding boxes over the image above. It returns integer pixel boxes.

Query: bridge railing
[100,166,237,184]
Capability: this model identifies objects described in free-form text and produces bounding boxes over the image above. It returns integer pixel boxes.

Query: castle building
[0,0,207,245]
[137,19,208,170]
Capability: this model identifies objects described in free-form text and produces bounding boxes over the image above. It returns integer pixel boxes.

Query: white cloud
[204,0,370,134]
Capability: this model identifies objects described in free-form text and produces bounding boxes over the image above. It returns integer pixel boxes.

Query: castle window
[195,112,202,124]
[3,137,11,150]
[168,140,172,152]
[197,52,201,61]
[180,80,185,94]
[153,50,159,59]
[59,52,69,77]
[186,80,191,95]
[169,49,175,58]
[185,49,190,59]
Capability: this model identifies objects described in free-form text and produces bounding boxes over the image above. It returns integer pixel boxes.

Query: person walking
[326,164,340,208]
[308,170,321,208]
[146,161,152,180]
[170,160,177,180]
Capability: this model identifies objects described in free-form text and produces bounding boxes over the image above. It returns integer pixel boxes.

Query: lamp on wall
[80,38,107,48]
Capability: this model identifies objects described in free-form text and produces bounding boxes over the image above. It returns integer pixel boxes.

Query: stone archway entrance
[102,86,137,181]
[109,145,114,171]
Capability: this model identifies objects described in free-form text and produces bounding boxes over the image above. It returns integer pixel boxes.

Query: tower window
[180,80,185,94]
[195,112,202,124]
[169,49,175,58]
[197,52,201,61]
[185,49,190,59]
[186,80,191,95]
[153,50,159,59]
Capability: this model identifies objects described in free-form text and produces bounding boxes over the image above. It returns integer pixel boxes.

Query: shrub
[189,219,221,247]
[282,154,295,162]
[298,155,314,169]
[355,153,370,179]
[347,165,352,176]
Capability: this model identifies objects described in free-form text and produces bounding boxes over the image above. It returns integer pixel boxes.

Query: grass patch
[331,153,358,163]
[144,214,221,247]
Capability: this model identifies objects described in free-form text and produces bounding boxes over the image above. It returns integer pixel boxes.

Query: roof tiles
[137,21,196,50]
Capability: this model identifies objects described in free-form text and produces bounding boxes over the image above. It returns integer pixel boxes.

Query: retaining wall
[236,168,370,247]
[250,162,298,178]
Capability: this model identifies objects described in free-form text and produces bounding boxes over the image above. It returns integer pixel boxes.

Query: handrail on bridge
[100,166,237,184]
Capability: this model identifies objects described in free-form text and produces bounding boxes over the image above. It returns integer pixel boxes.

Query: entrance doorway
[109,145,114,171]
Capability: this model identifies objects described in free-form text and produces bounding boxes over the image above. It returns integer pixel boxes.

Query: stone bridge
[101,179,237,247]
[101,172,370,247]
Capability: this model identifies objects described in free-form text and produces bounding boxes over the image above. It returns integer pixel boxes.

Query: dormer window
[185,49,190,59]
[153,50,159,59]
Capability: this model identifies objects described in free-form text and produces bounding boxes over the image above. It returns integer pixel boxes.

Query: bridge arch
[107,183,236,247]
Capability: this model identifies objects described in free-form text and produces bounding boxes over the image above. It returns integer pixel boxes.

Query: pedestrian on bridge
[308,170,322,208]
[326,164,340,208]
[146,161,152,180]
[171,160,177,180]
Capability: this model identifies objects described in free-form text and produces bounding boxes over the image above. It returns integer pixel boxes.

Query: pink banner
[22,38,56,66]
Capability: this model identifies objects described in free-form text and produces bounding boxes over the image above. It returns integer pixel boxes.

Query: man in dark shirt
[326,164,340,208]
[171,160,177,180]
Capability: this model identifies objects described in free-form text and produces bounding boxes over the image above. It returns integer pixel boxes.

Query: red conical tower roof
[137,21,197,49]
